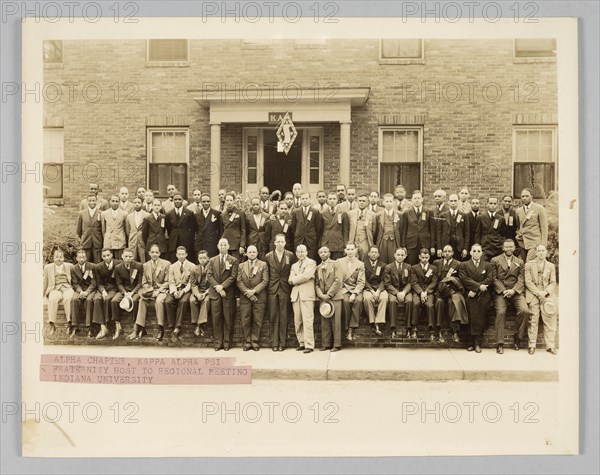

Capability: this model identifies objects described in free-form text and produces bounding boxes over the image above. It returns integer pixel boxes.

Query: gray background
[1,0,598,473]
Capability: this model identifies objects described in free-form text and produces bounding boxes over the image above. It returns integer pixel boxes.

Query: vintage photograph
[20,16,579,458]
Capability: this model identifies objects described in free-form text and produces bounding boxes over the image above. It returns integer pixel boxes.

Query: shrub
[43,204,79,264]
[543,191,559,277]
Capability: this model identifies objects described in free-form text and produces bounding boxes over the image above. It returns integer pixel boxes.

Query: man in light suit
[289,244,317,353]
[143,190,155,213]
[259,186,277,215]
[374,193,401,264]
[128,244,171,340]
[314,190,329,213]
[525,245,558,355]
[125,197,150,263]
[265,234,295,351]
[76,194,103,263]
[166,193,196,263]
[400,191,436,265]
[92,249,122,339]
[194,193,222,258]
[118,186,134,214]
[70,249,97,338]
[43,249,74,336]
[315,246,343,351]
[410,248,438,340]
[457,187,472,214]
[79,183,108,211]
[111,248,143,340]
[319,193,349,261]
[290,192,323,261]
[347,194,376,261]
[165,246,194,342]
[245,197,270,259]
[337,242,366,341]
[187,188,203,214]
[190,250,211,338]
[491,239,531,353]
[384,247,413,339]
[220,193,247,260]
[207,238,239,351]
[142,199,168,260]
[516,188,548,262]
[363,246,388,336]
[368,191,383,214]
[476,197,506,261]
[236,245,269,351]
[101,195,127,260]
[437,194,470,261]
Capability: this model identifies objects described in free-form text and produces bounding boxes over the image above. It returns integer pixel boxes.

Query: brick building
[42,38,558,208]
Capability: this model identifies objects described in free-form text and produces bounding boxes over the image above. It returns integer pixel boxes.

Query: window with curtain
[380,39,423,59]
[148,128,188,198]
[513,126,557,198]
[43,128,64,199]
[147,40,189,62]
[379,127,422,196]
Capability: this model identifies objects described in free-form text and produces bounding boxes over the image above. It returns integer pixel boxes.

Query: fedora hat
[542,298,557,316]
[319,301,335,319]
[119,295,134,312]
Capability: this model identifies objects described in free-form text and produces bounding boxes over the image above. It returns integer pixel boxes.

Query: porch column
[339,121,351,186]
[210,122,221,206]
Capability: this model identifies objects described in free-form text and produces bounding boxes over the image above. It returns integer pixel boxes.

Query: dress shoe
[346,329,354,341]
[429,333,435,342]
[331,347,341,352]
[278,346,285,352]
[127,330,139,340]
[547,348,557,355]
[303,348,313,354]
[243,344,252,351]
[156,328,164,342]
[199,326,206,337]
[112,327,122,341]
[214,345,224,351]
[194,326,201,337]
[475,345,482,353]
[496,344,504,354]
[139,328,147,338]
[252,345,259,351]
[467,346,475,352]
[272,347,278,352]
[374,324,382,336]
[171,329,180,343]
[390,330,397,339]
[528,347,535,355]
[513,336,521,351]
[87,329,94,338]
[411,331,417,340]
[296,346,305,351]
[224,346,230,351]
[320,347,331,351]
[453,332,460,343]
[47,323,56,336]
[69,326,77,338]
[438,332,445,343]
[96,327,108,340]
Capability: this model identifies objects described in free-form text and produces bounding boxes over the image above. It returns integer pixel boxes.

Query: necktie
[180,262,184,274]
[359,210,364,220]
[474,260,480,267]
[81,265,85,274]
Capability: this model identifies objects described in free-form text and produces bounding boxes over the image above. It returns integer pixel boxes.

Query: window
[241,39,272,49]
[514,38,556,58]
[379,39,424,64]
[43,40,63,64]
[148,128,189,198]
[379,127,422,196]
[43,128,64,199]
[308,134,320,184]
[247,134,258,184]
[147,40,189,62]
[513,126,557,198]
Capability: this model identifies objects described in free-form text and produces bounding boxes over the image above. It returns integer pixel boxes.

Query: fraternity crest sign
[276,112,298,155]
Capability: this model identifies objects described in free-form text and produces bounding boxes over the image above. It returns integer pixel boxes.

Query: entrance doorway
[263,129,302,194]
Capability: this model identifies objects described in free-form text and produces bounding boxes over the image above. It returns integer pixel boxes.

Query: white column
[210,122,221,207]
[339,121,351,186]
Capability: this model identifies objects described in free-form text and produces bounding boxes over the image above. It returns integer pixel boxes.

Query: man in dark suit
[432,189,449,258]
[206,238,239,351]
[264,202,293,253]
[400,191,436,265]
[79,183,109,211]
[384,247,413,339]
[70,249,97,337]
[410,248,438,340]
[245,197,270,259]
[142,199,168,260]
[433,245,468,343]
[290,191,323,261]
[190,250,211,338]
[220,193,247,260]
[374,193,402,264]
[437,193,470,261]
[264,233,295,351]
[194,192,222,258]
[76,194,103,263]
[466,198,481,253]
[92,249,122,340]
[363,246,388,336]
[491,239,531,353]
[165,193,196,263]
[236,245,269,351]
[319,193,349,260]
[501,195,520,251]
[315,246,343,351]
[459,244,494,353]
[111,248,143,340]
[476,197,506,261]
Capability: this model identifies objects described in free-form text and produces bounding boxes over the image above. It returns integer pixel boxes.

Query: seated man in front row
[337,242,366,342]
[363,246,388,336]
[383,247,412,339]
[434,245,467,343]
[111,248,143,340]
[410,248,438,340]
[315,246,343,352]
[43,249,75,336]
[70,249,97,338]
[92,248,122,340]
[165,246,194,342]
[190,250,212,338]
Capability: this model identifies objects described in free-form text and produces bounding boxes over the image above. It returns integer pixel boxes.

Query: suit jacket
[166,207,196,252]
[524,259,557,304]
[320,209,350,252]
[186,202,203,214]
[162,198,188,214]
[347,208,376,245]
[194,208,223,255]
[118,201,134,214]
[125,210,150,250]
[433,257,463,296]
[410,263,438,294]
[336,200,357,214]
[290,207,323,251]
[383,261,412,296]
[368,204,384,214]
[190,262,211,297]
[140,258,171,294]
[458,259,494,293]
[437,210,470,254]
[516,202,548,249]
[314,259,343,300]
[168,259,195,294]
[432,203,450,249]
[491,254,525,294]
[466,211,480,251]
[245,211,270,255]
[336,257,366,295]
[206,254,239,300]
[221,208,247,250]
[94,259,122,293]
[142,213,168,254]
[264,250,295,295]
[374,210,401,249]
[80,196,108,212]
[71,262,96,293]
[260,200,277,215]
[395,198,412,214]
[501,207,520,242]
[475,212,506,257]
[289,258,317,302]
[264,217,293,252]
[400,207,435,250]
[114,261,144,294]
[364,259,386,292]
[101,209,127,249]
[236,259,269,297]
[76,208,103,250]
[43,263,73,297]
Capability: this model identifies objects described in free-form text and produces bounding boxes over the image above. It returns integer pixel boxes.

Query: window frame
[147,127,190,199]
[378,126,424,196]
[43,127,64,200]
[379,39,425,65]
[513,38,557,64]
[146,39,190,66]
